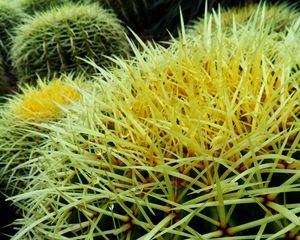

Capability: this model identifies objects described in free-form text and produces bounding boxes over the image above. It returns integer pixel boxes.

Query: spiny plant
[17,0,70,15]
[7,5,300,240]
[0,1,25,58]
[0,1,26,87]
[0,74,82,197]
[188,2,300,36]
[11,3,130,84]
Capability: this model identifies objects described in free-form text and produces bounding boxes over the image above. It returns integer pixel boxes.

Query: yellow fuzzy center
[14,80,80,122]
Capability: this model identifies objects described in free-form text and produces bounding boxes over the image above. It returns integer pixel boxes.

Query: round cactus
[17,0,70,15]
[0,1,25,57]
[0,74,82,196]
[189,2,300,36]
[0,1,26,87]
[7,4,300,239]
[11,3,130,84]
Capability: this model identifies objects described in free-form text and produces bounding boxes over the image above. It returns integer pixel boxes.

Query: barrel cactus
[11,3,129,84]
[7,3,300,239]
[17,0,69,15]
[189,2,300,36]
[0,0,26,88]
[0,1,25,57]
[0,74,82,196]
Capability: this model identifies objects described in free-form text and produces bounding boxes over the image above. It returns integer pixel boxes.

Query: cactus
[17,0,70,15]
[0,1,26,88]
[0,74,82,196]
[0,1,25,58]
[189,2,300,36]
[6,3,300,239]
[11,3,130,84]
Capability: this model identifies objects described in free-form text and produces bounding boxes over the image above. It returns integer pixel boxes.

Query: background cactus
[7,4,299,239]
[189,2,300,36]
[11,3,130,84]
[0,1,25,59]
[0,1,26,92]
[17,0,69,15]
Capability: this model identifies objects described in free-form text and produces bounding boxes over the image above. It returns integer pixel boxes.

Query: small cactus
[17,0,69,15]
[11,3,130,84]
[0,1,25,58]
[0,74,82,196]
[6,4,300,239]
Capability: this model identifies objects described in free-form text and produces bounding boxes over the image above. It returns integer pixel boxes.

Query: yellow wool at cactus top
[13,80,80,122]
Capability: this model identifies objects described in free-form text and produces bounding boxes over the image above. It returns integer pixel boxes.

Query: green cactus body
[6,3,300,240]
[0,1,26,88]
[0,2,25,58]
[11,3,129,84]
